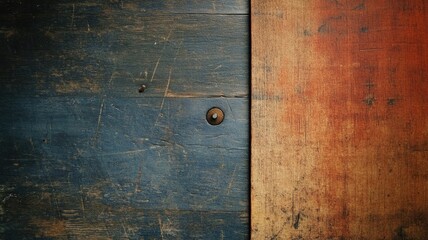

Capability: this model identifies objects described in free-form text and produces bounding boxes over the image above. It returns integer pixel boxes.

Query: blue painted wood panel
[0,4,249,98]
[0,1,249,239]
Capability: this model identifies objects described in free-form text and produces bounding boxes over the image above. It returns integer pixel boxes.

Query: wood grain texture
[0,5,249,98]
[0,0,249,15]
[251,0,428,239]
[0,1,249,239]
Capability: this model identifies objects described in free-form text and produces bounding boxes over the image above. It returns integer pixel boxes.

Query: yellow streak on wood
[31,219,66,238]
[55,77,101,94]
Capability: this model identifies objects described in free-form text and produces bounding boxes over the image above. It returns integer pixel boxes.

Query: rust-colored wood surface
[251,1,428,239]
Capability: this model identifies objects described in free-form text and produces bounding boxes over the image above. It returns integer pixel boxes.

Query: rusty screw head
[206,107,224,125]
[138,84,146,93]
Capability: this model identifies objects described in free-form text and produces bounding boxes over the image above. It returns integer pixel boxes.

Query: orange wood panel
[251,1,428,239]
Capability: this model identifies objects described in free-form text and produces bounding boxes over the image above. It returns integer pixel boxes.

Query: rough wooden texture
[0,1,249,239]
[0,5,248,98]
[252,1,428,239]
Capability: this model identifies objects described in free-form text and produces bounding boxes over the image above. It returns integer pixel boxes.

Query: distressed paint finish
[252,1,428,239]
[0,6,248,98]
[0,1,249,239]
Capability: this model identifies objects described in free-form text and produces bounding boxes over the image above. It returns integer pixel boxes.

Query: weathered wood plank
[0,97,249,238]
[3,207,247,239]
[0,0,248,15]
[0,10,249,98]
[252,0,428,239]
[0,0,249,238]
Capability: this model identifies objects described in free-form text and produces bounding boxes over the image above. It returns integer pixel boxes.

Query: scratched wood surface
[252,0,428,239]
[0,1,249,239]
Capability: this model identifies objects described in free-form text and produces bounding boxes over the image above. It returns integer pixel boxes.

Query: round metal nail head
[206,107,224,125]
